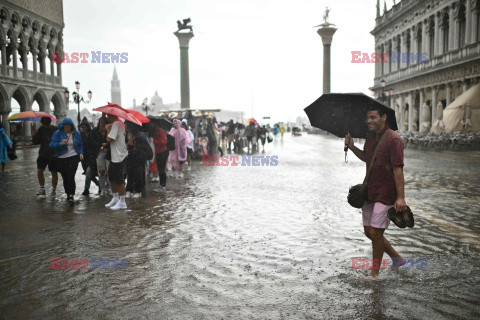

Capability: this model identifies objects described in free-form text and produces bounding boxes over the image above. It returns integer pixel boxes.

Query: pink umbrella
[93,103,142,126]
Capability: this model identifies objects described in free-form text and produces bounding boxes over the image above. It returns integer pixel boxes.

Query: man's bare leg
[364,226,405,272]
[111,182,125,196]
[369,227,385,277]
[383,237,406,270]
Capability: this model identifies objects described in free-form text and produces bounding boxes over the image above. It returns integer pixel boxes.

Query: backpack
[167,134,175,151]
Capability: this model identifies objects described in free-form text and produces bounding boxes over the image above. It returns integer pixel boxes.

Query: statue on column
[402,105,409,131]
[420,103,431,133]
[323,7,330,24]
[431,101,445,133]
[176,18,193,32]
[412,106,419,131]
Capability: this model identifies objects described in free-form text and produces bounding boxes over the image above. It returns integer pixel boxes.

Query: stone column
[0,40,6,76]
[446,84,452,107]
[317,24,337,94]
[31,48,38,82]
[57,60,62,80]
[399,94,405,131]
[12,42,19,78]
[463,81,468,92]
[174,31,194,109]
[419,89,425,131]
[431,85,438,124]
[466,0,472,45]
[49,50,55,82]
[20,47,29,79]
[1,111,10,136]
[407,91,413,131]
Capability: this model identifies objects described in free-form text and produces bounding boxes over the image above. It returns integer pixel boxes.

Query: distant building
[0,0,68,137]
[111,65,121,106]
[131,91,180,115]
[371,0,480,132]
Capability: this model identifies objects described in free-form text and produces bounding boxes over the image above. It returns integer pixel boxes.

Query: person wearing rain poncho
[168,119,190,178]
[49,118,84,202]
[0,123,13,172]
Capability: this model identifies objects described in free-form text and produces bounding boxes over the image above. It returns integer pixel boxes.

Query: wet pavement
[1,134,480,319]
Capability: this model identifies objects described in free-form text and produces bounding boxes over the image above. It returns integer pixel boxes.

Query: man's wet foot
[391,256,407,271]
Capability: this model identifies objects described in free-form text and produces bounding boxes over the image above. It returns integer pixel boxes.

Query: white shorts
[362,202,393,229]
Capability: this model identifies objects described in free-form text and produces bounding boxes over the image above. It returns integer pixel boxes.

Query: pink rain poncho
[168,119,190,170]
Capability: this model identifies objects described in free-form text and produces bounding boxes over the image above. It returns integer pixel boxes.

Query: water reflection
[0,134,479,318]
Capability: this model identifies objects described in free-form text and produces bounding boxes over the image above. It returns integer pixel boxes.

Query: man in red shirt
[152,124,168,192]
[345,105,408,278]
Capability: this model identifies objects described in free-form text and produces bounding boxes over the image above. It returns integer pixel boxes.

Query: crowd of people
[0,113,288,210]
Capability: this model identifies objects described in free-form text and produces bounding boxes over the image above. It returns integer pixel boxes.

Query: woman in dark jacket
[49,118,84,202]
[80,118,99,195]
[125,121,152,197]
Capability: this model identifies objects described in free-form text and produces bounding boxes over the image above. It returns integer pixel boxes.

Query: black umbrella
[303,93,397,139]
[147,116,173,131]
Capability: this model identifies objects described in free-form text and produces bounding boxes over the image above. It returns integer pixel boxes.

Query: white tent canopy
[443,84,480,133]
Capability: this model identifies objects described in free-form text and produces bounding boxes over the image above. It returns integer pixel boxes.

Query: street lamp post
[141,98,155,116]
[379,79,386,103]
[65,81,92,125]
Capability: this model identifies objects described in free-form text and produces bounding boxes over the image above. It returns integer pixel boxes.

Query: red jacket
[153,129,167,154]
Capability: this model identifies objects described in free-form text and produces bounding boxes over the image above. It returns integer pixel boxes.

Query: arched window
[458,3,466,48]
[429,19,435,60]
[406,32,411,66]
[477,12,480,42]
[442,13,449,53]
[417,27,422,56]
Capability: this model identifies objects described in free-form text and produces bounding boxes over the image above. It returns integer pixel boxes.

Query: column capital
[316,26,337,45]
[174,31,194,48]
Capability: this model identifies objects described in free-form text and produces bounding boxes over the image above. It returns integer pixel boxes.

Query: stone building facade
[0,0,67,136]
[371,0,480,132]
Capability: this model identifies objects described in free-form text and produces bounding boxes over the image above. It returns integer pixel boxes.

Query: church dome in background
[150,91,163,107]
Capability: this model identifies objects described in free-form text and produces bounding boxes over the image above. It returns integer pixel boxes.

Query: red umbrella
[126,109,150,123]
[93,103,142,126]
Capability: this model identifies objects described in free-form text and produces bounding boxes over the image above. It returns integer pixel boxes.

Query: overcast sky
[44,0,394,123]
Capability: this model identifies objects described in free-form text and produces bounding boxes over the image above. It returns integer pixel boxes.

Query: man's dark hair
[41,117,51,126]
[367,105,386,117]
